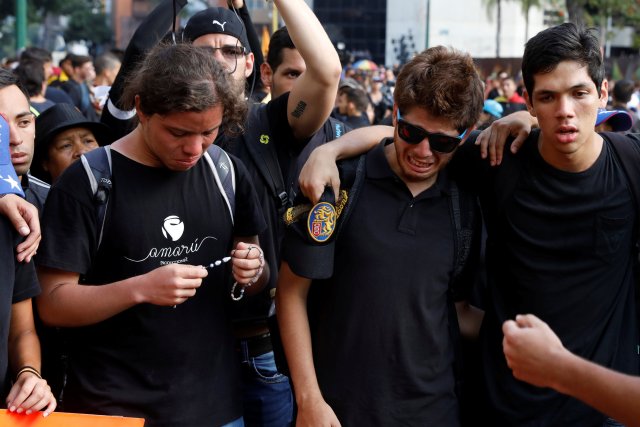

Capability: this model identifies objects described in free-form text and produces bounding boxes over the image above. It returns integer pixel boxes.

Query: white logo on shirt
[162,215,184,241]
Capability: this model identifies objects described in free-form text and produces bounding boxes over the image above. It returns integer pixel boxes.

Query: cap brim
[596,110,633,132]
[0,164,24,197]
[282,231,335,279]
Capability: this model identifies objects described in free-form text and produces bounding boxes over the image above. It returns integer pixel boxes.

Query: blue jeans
[239,348,293,427]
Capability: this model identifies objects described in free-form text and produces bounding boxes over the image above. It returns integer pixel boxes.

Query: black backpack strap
[204,145,236,222]
[602,132,640,332]
[242,104,289,211]
[80,146,112,249]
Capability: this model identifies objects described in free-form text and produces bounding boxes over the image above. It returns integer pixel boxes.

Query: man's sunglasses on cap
[396,110,467,153]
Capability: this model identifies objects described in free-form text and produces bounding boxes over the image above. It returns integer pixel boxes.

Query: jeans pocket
[249,352,287,384]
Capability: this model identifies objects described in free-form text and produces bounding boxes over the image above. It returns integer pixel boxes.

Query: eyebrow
[16,111,34,119]
[534,83,594,95]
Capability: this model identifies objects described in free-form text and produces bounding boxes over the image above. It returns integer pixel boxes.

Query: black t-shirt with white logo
[38,150,265,427]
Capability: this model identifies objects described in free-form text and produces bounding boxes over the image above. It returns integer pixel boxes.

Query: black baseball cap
[282,187,340,280]
[183,8,251,53]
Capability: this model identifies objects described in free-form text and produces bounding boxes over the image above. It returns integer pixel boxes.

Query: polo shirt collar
[366,137,453,196]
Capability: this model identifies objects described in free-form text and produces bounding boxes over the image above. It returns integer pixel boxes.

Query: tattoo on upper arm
[291,101,307,118]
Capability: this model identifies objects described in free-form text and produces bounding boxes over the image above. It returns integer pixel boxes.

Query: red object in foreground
[0,409,145,426]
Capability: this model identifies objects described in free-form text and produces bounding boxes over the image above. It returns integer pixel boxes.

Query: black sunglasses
[396,110,467,153]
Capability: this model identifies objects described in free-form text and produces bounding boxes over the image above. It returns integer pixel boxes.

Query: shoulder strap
[605,132,640,219]
[80,146,112,249]
[204,145,236,224]
[333,154,366,235]
[242,104,289,210]
[449,181,478,287]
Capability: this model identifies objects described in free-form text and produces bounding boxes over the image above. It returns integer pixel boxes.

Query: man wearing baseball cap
[184,2,341,426]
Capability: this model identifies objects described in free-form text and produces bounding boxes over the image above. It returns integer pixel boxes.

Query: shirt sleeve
[229,153,267,239]
[13,259,40,303]
[37,161,99,275]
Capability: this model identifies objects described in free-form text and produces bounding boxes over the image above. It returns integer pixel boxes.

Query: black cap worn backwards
[183,8,251,53]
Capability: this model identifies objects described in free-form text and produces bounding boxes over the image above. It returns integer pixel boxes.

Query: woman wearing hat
[32,103,112,183]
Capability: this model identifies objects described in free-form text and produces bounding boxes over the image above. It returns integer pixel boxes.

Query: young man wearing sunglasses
[276,46,485,426]
[298,23,640,426]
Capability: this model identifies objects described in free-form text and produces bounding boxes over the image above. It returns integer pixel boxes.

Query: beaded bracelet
[231,246,265,301]
[15,366,42,381]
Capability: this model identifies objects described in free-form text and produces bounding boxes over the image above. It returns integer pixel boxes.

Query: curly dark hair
[121,42,247,135]
[394,46,484,133]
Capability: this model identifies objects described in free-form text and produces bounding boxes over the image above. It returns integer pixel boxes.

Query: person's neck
[30,94,46,103]
[384,141,437,197]
[537,131,603,173]
[111,126,162,168]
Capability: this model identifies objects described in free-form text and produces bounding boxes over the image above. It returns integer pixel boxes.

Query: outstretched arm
[299,125,393,203]
[101,0,188,139]
[277,0,342,140]
[229,0,264,94]
[37,264,207,327]
[7,299,56,416]
[503,314,640,427]
[475,111,538,166]
[276,262,341,427]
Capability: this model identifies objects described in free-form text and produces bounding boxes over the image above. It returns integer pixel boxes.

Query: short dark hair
[20,46,52,63]
[71,54,92,68]
[266,26,296,71]
[394,46,484,132]
[13,60,45,97]
[339,86,369,113]
[613,79,635,104]
[121,43,246,135]
[522,23,603,101]
[0,67,29,100]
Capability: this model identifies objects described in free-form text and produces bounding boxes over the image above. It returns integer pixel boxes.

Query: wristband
[15,366,42,381]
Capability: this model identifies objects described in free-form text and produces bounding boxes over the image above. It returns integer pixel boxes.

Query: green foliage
[64,8,112,45]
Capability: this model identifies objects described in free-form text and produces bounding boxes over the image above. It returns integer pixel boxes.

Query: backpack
[80,144,236,249]
[241,103,349,216]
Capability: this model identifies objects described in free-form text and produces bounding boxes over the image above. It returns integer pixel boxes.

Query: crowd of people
[2,1,640,426]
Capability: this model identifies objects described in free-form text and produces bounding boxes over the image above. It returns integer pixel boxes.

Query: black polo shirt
[284,140,464,426]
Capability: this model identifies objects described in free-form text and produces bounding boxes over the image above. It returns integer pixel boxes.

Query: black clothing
[331,108,370,129]
[451,130,639,426]
[60,80,98,122]
[38,151,266,427]
[285,141,474,426]
[45,86,74,105]
[220,93,305,325]
[31,99,55,114]
[0,217,40,397]
[23,174,49,219]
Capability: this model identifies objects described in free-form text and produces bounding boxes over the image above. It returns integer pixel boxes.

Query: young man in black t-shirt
[36,44,268,427]
[298,23,640,426]
[277,47,485,426]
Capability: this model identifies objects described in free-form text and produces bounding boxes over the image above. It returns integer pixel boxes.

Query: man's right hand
[298,144,341,205]
[475,110,537,166]
[0,195,40,263]
[135,264,208,307]
[296,397,342,427]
